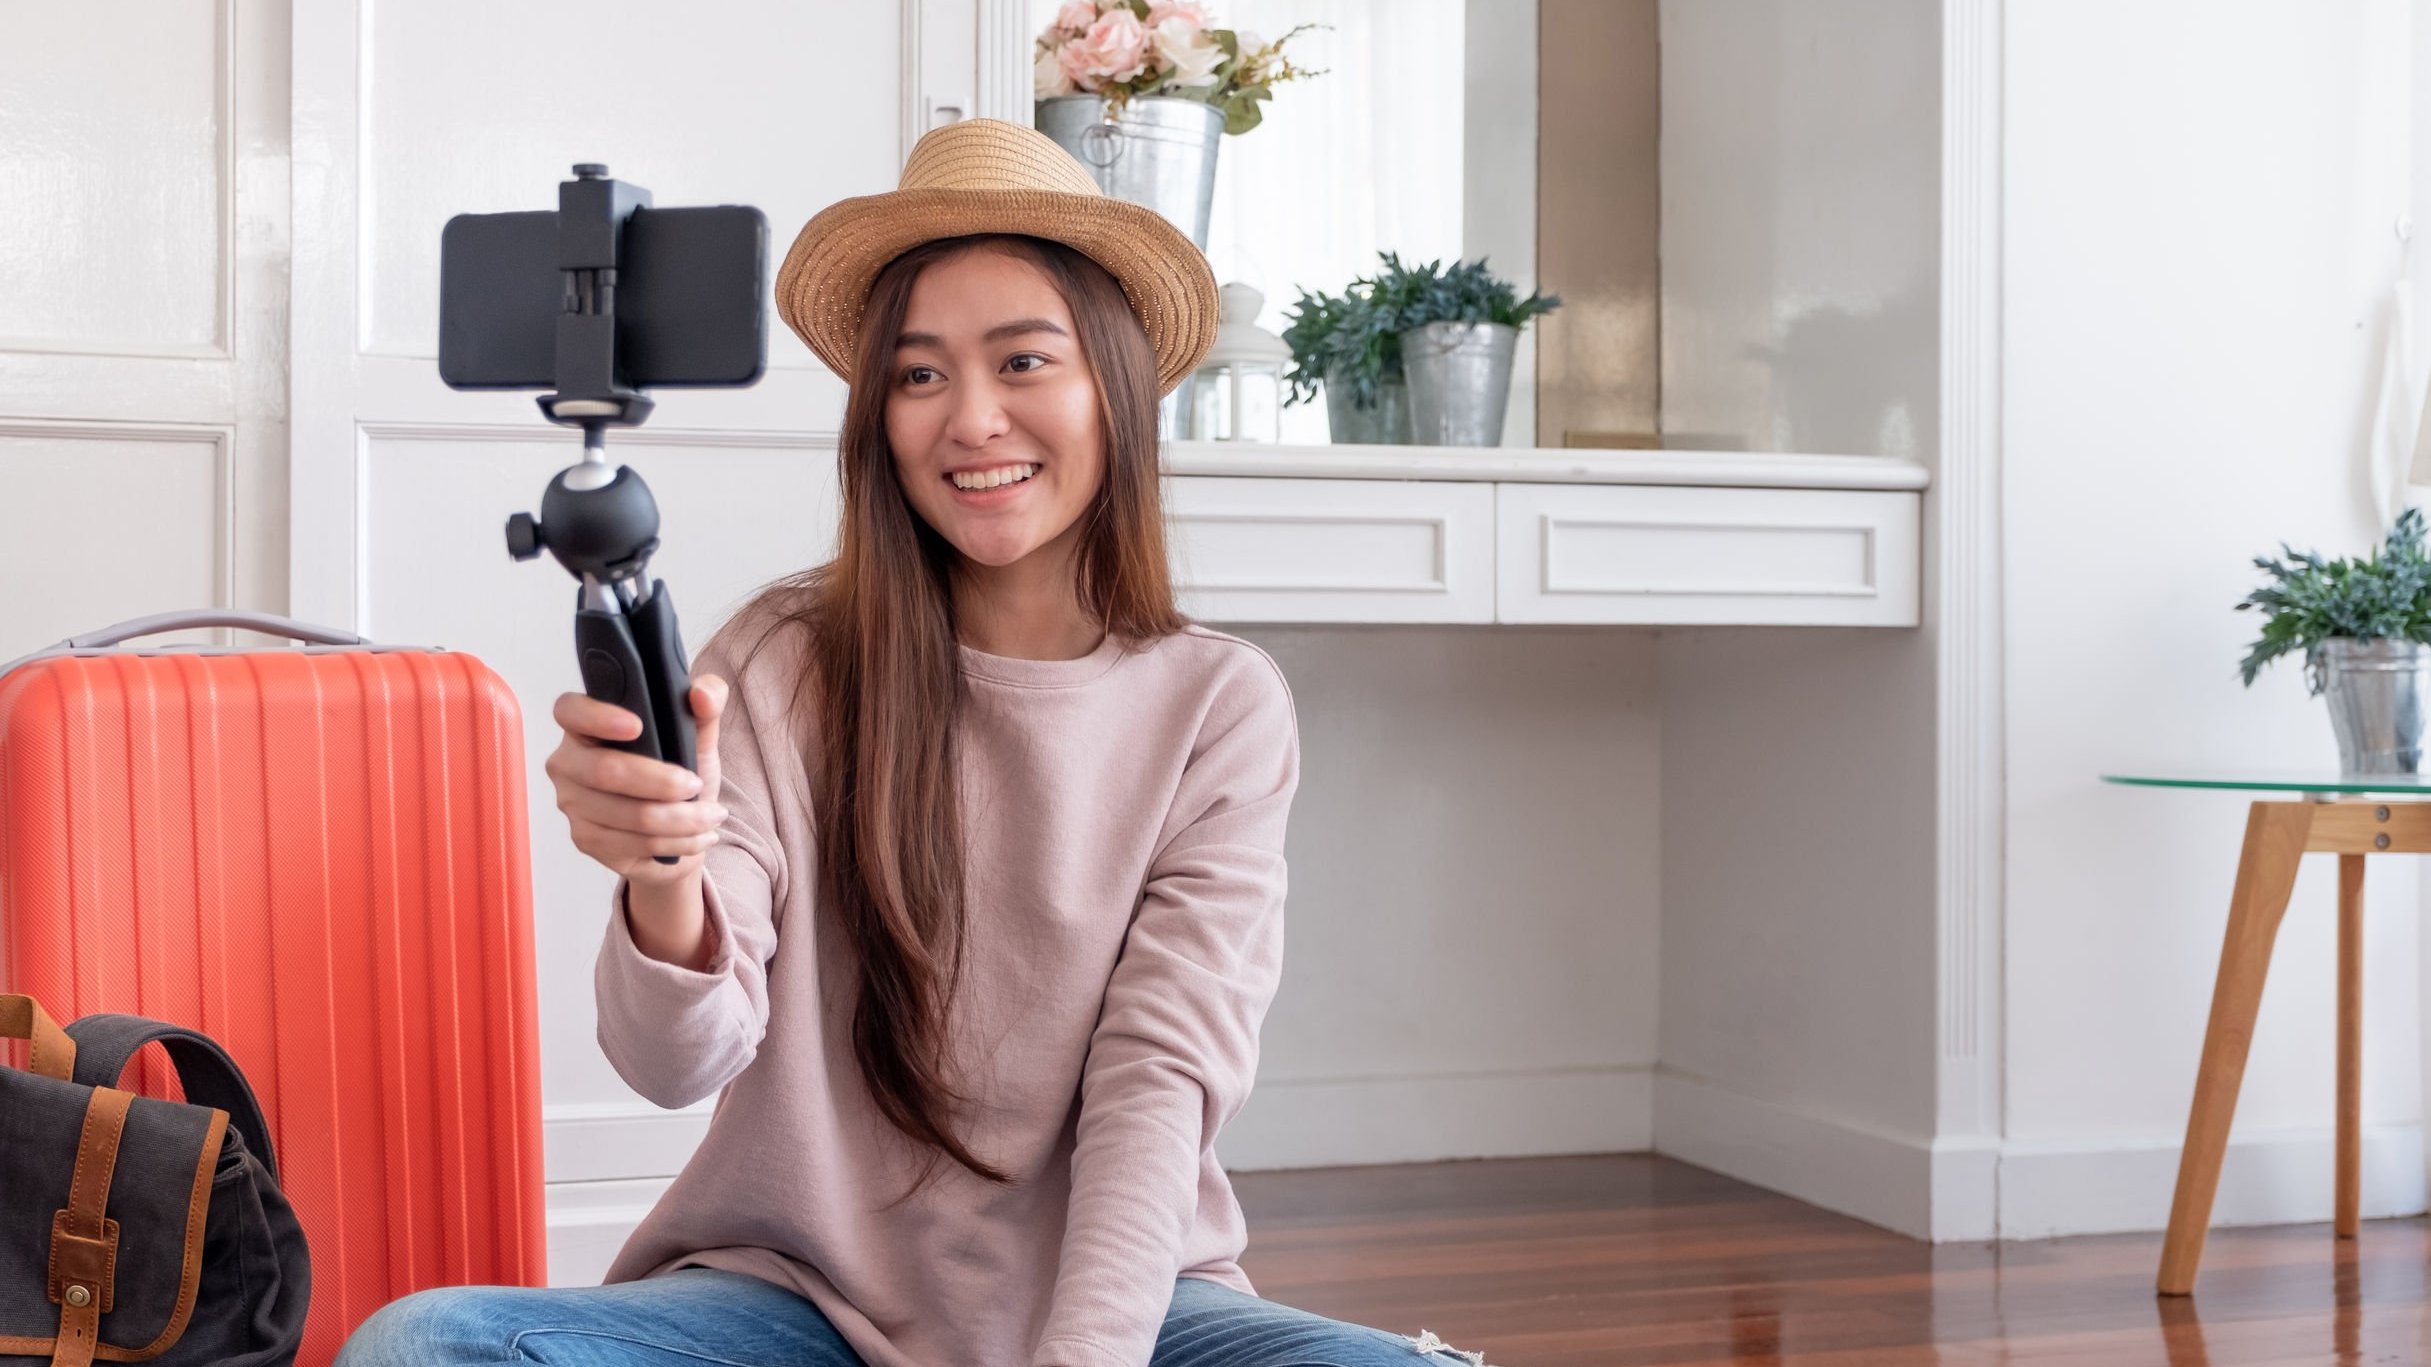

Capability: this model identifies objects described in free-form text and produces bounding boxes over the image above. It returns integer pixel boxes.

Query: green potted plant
[2235,506,2431,772]
[1377,252,1558,446]
[1279,278,1409,445]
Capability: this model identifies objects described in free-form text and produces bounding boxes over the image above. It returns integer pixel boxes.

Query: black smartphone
[438,203,769,389]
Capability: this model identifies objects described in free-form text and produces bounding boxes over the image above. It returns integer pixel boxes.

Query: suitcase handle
[63,609,371,649]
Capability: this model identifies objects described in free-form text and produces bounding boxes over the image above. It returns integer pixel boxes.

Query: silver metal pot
[1036,94,1224,440]
[1401,320,1517,446]
[2307,636,2431,773]
[1035,95,1223,247]
[1324,372,1410,445]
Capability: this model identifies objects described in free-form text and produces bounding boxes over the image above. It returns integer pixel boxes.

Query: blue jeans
[332,1266,1491,1367]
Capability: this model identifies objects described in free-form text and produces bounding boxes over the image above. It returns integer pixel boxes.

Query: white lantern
[1186,282,1289,443]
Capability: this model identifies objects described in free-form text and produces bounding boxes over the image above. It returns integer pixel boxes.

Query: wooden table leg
[2336,852,2363,1239]
[2157,800,2312,1295]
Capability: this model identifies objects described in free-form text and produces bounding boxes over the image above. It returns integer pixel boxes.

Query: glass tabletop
[2102,769,2431,795]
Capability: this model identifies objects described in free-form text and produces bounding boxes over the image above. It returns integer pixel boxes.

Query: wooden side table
[2103,771,2431,1296]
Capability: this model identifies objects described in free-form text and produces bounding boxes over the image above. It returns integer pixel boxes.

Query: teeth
[951,463,1039,491]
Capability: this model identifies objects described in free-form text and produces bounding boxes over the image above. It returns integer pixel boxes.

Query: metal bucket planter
[2307,636,2431,773]
[1037,95,1224,440]
[1036,94,1223,246]
[1324,368,1410,445]
[1402,320,1517,446]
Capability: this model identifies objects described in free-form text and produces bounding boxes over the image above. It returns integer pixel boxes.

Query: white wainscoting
[0,424,234,655]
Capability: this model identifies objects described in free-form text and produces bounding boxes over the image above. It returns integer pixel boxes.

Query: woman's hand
[544,675,730,885]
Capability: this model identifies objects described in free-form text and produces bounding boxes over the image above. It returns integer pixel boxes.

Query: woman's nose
[943,378,1012,448]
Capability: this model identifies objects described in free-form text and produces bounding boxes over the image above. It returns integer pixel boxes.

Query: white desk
[1161,442,1929,627]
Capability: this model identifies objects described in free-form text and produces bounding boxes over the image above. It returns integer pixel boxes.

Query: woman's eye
[902,365,938,386]
[1006,353,1047,374]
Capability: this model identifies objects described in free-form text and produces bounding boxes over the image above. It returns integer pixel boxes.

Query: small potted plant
[1373,252,1560,446]
[1279,279,1409,445]
[2235,506,2431,772]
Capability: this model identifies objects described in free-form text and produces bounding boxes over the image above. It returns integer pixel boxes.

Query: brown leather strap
[0,994,77,1081]
[48,1086,131,1367]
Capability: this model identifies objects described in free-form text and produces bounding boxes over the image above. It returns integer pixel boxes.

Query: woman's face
[885,247,1105,572]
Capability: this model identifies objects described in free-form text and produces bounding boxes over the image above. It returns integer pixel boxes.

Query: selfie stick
[502,164,697,864]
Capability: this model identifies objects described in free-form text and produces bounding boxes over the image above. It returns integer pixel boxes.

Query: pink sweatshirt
[591,605,1301,1367]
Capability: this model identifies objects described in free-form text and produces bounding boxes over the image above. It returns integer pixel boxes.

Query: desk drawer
[1495,482,1920,626]
[1164,475,1495,623]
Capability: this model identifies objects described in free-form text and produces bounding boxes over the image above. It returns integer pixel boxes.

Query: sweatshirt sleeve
[593,626,792,1111]
[1031,652,1301,1367]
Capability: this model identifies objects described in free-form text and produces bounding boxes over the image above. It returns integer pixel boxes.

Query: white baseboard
[545,1177,672,1287]
[542,1099,713,1184]
[1930,1135,2001,1241]
[1995,1125,2427,1239]
[1219,1063,1654,1170]
[1651,1068,1939,1238]
[542,1069,2417,1265]
[1651,1070,2430,1243]
[539,1063,1655,1283]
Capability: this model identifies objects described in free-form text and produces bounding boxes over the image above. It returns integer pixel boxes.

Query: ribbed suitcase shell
[0,627,548,1367]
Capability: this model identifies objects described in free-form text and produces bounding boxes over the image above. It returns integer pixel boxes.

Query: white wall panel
[2000,0,2424,1235]
[0,424,229,658]
[358,0,904,367]
[0,0,230,355]
[1650,0,1945,1238]
[361,425,838,1111]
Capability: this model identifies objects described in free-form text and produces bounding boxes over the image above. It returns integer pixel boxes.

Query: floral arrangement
[1034,0,1324,134]
[2235,506,2431,692]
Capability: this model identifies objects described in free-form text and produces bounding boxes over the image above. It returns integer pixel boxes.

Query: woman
[335,120,1490,1367]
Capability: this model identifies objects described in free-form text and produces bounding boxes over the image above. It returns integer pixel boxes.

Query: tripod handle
[573,587,695,867]
[629,581,698,776]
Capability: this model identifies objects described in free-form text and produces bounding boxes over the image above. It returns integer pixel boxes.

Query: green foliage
[1369,251,1561,330]
[1278,252,1561,412]
[2235,506,2431,690]
[1278,279,1402,412]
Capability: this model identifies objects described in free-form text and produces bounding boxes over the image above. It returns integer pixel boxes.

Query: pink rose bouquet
[1035,0,1323,134]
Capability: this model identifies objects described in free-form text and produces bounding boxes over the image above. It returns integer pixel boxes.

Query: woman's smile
[945,460,1044,506]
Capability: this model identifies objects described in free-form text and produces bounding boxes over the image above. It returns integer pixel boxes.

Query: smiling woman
[335,118,1494,1367]
[868,232,1175,662]
[881,242,1130,648]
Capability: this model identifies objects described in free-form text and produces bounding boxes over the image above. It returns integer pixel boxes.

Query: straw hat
[774,117,1220,398]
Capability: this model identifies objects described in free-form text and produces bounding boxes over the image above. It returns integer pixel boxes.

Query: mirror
[1027,0,1577,447]
[1026,2,1938,460]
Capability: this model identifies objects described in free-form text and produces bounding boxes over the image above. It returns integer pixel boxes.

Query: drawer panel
[1164,475,1496,623]
[1495,482,1920,625]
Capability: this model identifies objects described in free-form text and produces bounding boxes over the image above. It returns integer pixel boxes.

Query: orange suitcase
[0,610,549,1367]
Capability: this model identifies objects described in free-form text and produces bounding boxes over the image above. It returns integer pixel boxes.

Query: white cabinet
[1160,446,1925,628]
[1495,483,1921,627]
[1164,475,1496,624]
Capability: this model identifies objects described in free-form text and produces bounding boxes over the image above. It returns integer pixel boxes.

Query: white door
[284,0,1004,1280]
[0,0,290,659]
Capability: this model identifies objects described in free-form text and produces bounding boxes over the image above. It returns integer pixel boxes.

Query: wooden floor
[1231,1153,2431,1366]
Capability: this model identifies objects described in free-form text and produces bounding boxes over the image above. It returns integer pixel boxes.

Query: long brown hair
[738,234,1191,1200]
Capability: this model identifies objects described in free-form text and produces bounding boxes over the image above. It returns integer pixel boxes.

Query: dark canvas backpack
[1,995,309,1367]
